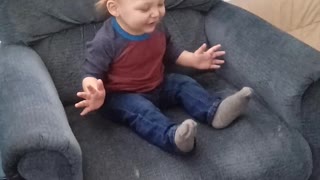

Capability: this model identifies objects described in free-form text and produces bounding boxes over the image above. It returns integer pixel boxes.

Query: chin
[144,30,155,34]
[144,26,157,33]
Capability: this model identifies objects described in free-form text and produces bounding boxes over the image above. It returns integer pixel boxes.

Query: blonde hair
[95,0,109,15]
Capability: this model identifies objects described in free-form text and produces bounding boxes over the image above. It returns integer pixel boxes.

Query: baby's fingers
[77,92,91,100]
[75,100,89,108]
[210,64,221,69]
[207,44,222,55]
[80,107,92,116]
[212,51,226,58]
[212,59,225,65]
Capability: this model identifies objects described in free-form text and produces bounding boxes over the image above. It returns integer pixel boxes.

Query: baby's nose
[151,9,160,18]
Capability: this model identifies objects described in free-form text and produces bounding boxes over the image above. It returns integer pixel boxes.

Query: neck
[114,17,145,36]
[111,17,150,41]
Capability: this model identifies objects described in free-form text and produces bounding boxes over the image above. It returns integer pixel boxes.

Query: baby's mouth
[148,19,160,25]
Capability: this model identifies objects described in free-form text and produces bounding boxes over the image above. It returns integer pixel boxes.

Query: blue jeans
[100,73,221,154]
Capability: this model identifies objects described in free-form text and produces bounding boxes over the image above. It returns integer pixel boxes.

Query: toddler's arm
[75,77,106,116]
[176,44,225,70]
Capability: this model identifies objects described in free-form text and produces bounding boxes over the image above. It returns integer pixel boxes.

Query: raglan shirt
[83,17,184,93]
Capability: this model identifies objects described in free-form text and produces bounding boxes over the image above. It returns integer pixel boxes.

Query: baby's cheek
[160,9,165,17]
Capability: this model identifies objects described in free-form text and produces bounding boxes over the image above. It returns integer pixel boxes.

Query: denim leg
[159,73,222,125]
[99,93,180,153]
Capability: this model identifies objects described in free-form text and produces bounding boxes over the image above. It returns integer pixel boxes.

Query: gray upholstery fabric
[0,0,220,44]
[31,23,100,106]
[18,151,74,180]
[0,0,101,44]
[164,10,207,52]
[163,9,206,75]
[0,153,4,178]
[165,0,221,11]
[302,81,320,179]
[67,72,312,180]
[205,2,320,179]
[0,45,82,180]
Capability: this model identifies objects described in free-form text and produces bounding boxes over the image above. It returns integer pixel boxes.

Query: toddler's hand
[75,79,106,116]
[194,43,225,70]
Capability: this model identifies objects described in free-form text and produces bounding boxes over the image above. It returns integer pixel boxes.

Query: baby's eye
[138,5,150,12]
[158,2,164,7]
[140,8,149,12]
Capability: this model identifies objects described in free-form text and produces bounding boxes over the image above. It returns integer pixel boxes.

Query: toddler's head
[96,0,165,35]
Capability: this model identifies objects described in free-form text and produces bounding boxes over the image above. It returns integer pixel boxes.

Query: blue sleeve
[82,33,113,80]
[163,26,184,64]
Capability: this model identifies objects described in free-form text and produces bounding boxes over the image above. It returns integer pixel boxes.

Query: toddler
[75,0,253,154]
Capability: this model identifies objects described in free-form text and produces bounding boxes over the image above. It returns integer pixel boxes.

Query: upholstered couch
[1,0,320,179]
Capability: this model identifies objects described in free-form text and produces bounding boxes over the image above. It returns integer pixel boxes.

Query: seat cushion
[66,72,312,180]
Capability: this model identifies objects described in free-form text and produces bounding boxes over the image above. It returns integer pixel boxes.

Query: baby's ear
[106,0,119,17]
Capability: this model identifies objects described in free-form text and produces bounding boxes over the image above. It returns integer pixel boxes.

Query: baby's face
[116,0,165,35]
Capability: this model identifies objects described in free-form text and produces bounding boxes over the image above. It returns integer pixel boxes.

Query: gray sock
[174,119,197,153]
[212,87,253,129]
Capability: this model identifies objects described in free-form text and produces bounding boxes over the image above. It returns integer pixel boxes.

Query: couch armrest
[205,2,320,131]
[0,45,82,180]
[205,5,320,177]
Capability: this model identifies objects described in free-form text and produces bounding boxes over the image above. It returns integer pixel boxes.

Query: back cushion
[165,0,221,11]
[31,23,102,106]
[0,0,103,44]
[0,0,221,44]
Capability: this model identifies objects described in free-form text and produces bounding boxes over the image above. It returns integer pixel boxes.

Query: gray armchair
[1,0,320,179]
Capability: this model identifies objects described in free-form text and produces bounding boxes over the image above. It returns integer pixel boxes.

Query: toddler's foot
[174,119,197,153]
[212,87,253,129]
